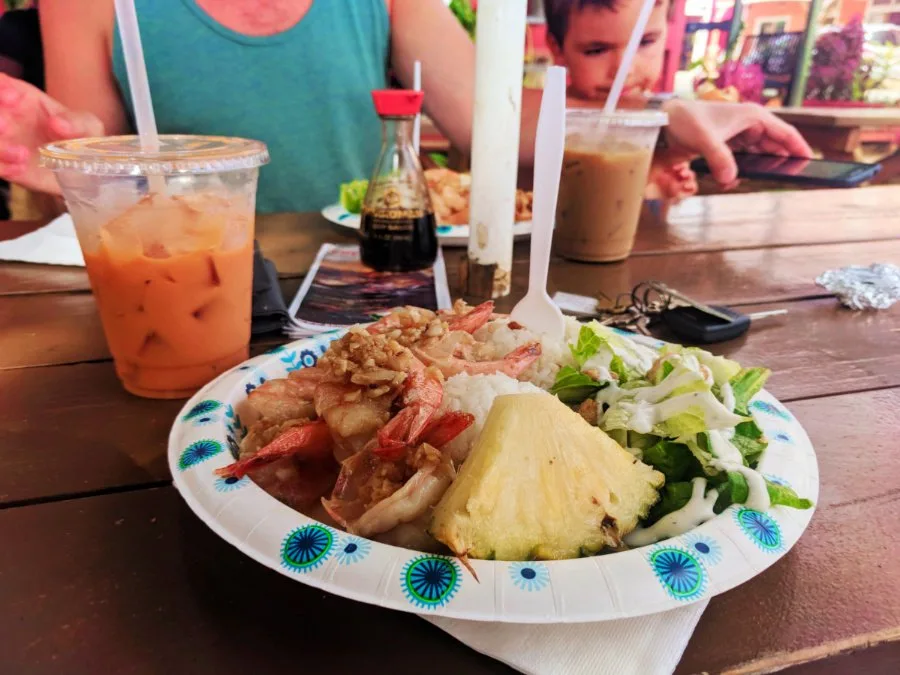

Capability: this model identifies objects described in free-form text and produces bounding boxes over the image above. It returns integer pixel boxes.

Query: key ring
[630,281,674,316]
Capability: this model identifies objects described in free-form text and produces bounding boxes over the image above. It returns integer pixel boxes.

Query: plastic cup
[554,110,667,262]
[40,135,269,399]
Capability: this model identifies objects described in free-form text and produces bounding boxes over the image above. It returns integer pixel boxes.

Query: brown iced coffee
[554,110,667,262]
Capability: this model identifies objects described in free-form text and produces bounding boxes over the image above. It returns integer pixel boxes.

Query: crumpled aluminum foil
[816,263,900,310]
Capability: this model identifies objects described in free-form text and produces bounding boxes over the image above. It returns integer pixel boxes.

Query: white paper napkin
[0,213,84,266]
[425,600,708,675]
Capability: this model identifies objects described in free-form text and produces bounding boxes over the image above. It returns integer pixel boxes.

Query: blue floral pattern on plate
[224,404,247,459]
[178,439,223,470]
[281,525,334,572]
[335,536,371,566]
[182,399,223,422]
[750,399,791,421]
[772,431,793,443]
[214,475,249,493]
[735,508,783,552]
[244,371,268,396]
[682,534,723,566]
[509,562,550,592]
[190,414,219,427]
[402,556,460,609]
[648,547,707,601]
[278,348,320,372]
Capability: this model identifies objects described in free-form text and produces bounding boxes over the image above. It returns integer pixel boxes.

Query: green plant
[5,0,33,10]
[449,0,476,40]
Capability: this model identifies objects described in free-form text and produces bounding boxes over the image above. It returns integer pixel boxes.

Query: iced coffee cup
[40,135,269,399]
[555,110,667,262]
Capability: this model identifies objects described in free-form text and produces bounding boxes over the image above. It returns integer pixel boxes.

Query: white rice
[472,316,582,390]
[438,318,585,462]
[439,373,547,463]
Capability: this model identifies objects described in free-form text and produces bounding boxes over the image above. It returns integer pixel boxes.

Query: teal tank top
[113,0,389,213]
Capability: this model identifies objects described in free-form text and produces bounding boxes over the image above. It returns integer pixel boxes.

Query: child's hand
[648,161,698,202]
[659,99,812,186]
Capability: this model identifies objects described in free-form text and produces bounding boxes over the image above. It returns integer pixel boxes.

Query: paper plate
[169,332,818,623]
[321,203,533,248]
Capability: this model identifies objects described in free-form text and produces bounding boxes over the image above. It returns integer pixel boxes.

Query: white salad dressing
[720,382,736,413]
[614,339,658,374]
[707,430,771,511]
[631,368,702,403]
[718,383,737,439]
[612,390,745,434]
[625,477,718,546]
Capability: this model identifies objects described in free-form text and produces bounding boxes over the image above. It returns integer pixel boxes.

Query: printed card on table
[286,244,451,336]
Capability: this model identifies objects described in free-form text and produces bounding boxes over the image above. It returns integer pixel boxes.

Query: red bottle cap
[371,90,424,117]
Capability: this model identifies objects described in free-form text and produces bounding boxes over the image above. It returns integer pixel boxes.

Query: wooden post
[466,0,528,300]
[788,0,826,107]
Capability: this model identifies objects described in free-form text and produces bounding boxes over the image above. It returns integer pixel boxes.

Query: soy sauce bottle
[360,90,438,272]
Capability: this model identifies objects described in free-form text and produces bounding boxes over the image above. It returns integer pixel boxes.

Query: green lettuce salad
[550,322,813,535]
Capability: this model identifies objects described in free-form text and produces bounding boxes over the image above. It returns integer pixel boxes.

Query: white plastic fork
[509,65,567,339]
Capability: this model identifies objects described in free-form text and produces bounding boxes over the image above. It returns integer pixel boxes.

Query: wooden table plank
[4,187,899,296]
[456,238,900,313]
[0,261,89,296]
[3,238,898,371]
[2,297,897,506]
[1,388,897,675]
[780,642,900,675]
[677,387,900,674]
[0,279,296,371]
[649,186,900,255]
[775,107,900,129]
[0,485,510,675]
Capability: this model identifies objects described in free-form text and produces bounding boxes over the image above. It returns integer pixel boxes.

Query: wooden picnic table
[2,187,899,675]
[774,107,900,164]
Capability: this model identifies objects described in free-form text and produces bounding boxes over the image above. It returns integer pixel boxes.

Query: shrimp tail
[216,420,333,479]
[446,301,495,334]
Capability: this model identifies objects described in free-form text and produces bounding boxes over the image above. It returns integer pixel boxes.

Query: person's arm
[40,0,129,136]
[389,0,540,165]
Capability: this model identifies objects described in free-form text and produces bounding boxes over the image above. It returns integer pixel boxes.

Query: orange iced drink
[40,135,269,399]
[83,193,254,398]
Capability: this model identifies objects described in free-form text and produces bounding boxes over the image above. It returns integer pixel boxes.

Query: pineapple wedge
[430,393,664,560]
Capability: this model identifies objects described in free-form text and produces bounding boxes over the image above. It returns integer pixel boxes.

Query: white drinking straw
[114,0,165,193]
[604,0,657,113]
[114,0,160,152]
[413,60,422,155]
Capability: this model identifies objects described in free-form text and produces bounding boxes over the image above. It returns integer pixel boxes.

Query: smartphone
[691,153,882,188]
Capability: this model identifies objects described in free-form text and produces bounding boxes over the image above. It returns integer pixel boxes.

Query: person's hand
[648,161,699,203]
[659,99,813,186]
[0,73,104,196]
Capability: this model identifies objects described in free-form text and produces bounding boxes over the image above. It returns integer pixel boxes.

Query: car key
[661,305,787,344]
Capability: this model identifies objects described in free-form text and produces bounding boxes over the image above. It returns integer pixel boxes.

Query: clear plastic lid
[565,109,668,128]
[39,135,270,176]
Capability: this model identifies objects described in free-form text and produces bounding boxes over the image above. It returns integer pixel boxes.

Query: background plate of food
[324,169,534,247]
[169,303,817,623]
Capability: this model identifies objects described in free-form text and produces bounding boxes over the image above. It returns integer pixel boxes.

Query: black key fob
[661,305,750,344]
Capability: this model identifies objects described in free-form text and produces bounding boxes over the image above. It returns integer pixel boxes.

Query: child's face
[549,1,669,102]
